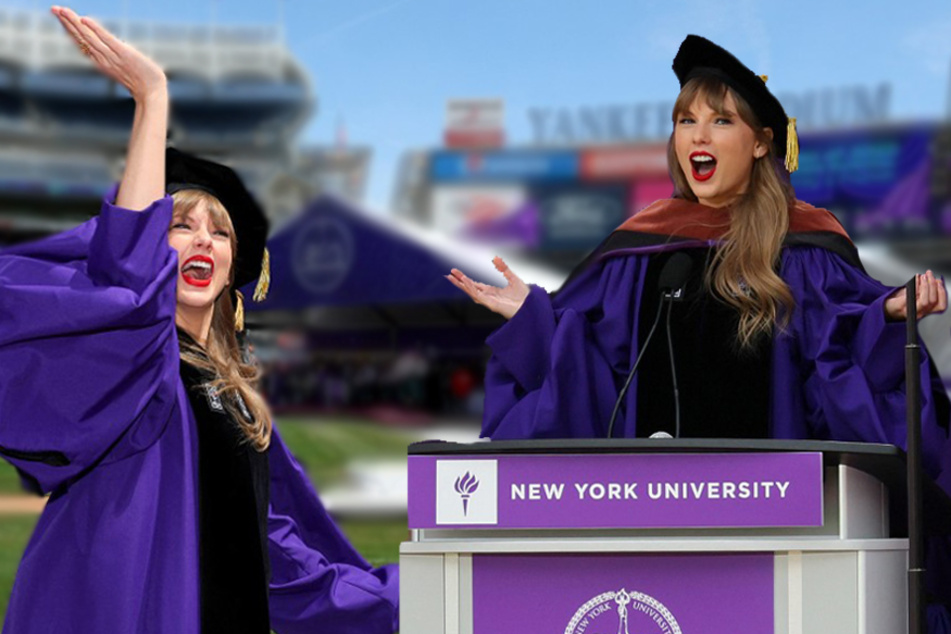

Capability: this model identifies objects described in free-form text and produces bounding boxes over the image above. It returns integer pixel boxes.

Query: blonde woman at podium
[449,36,951,630]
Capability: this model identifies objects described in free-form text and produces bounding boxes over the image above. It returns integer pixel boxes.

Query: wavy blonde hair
[171,189,272,451]
[668,75,796,349]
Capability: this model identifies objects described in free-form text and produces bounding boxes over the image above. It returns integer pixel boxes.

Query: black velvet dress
[179,332,271,634]
[635,248,772,439]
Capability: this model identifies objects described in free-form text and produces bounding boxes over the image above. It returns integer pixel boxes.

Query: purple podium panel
[472,553,774,634]
[407,452,823,529]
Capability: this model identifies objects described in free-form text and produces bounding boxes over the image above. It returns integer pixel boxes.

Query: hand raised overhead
[447,257,530,320]
[51,6,166,103]
[884,270,948,321]
[51,6,167,209]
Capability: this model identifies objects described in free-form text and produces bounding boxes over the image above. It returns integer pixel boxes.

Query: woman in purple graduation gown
[0,7,397,634]
[451,35,951,629]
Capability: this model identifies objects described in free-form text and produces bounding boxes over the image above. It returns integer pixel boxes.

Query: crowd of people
[261,349,485,418]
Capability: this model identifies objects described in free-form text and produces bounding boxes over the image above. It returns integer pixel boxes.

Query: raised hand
[51,6,166,103]
[884,270,948,321]
[51,6,167,209]
[447,257,530,320]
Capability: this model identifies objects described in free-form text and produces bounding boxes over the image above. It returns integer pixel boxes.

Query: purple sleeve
[267,427,399,634]
[781,247,950,480]
[929,606,951,634]
[481,257,648,439]
[927,537,951,627]
[785,247,951,628]
[0,193,179,493]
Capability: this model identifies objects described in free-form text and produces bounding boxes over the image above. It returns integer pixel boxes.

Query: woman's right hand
[447,257,530,320]
[52,6,168,210]
[52,6,167,103]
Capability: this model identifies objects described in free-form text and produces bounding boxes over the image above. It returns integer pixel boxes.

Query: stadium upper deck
[0,7,336,244]
[0,7,313,148]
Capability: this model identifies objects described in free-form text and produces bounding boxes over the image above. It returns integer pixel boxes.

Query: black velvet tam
[673,35,790,156]
[165,148,269,290]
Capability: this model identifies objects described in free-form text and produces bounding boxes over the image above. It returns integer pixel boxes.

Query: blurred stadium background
[1,2,951,619]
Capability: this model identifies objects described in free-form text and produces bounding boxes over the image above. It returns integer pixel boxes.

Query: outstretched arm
[447,256,530,319]
[267,428,399,634]
[883,270,948,321]
[780,248,950,476]
[52,6,167,210]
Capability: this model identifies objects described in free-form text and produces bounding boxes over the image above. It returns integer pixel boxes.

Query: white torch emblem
[454,471,480,516]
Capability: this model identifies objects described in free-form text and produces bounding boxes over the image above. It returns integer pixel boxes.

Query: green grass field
[0,417,413,623]
[275,416,418,491]
[0,515,37,620]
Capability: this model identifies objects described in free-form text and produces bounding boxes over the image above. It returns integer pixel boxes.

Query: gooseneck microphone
[657,252,693,303]
[660,252,693,438]
[607,288,665,438]
[606,252,693,439]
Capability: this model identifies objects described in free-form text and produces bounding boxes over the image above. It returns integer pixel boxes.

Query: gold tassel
[758,74,768,83]
[234,289,245,332]
[785,117,799,173]
[253,248,270,302]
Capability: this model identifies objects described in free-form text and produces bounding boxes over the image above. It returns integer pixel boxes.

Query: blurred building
[394,88,951,274]
[0,6,368,245]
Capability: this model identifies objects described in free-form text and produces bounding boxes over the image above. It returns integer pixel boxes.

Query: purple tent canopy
[242,196,475,310]
[235,195,570,333]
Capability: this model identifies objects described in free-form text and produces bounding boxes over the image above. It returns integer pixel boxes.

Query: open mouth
[181,255,214,287]
[689,152,717,182]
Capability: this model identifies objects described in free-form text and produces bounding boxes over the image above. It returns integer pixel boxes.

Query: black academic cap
[165,147,270,297]
[672,35,798,172]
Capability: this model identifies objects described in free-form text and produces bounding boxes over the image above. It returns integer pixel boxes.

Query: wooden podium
[400,439,951,634]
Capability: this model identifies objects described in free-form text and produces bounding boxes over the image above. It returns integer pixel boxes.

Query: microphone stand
[905,277,924,634]
[607,293,667,439]
[664,287,682,438]
[607,253,692,439]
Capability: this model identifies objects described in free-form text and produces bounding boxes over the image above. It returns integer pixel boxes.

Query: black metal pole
[906,277,925,634]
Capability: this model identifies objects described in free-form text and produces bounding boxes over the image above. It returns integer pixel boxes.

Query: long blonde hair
[668,75,796,349]
[171,189,272,451]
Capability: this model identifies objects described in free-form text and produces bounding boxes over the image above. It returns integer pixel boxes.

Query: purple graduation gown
[482,232,951,631]
[0,194,398,633]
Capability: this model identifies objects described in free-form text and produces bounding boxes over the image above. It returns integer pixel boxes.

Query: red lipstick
[181,255,214,288]
[689,151,716,182]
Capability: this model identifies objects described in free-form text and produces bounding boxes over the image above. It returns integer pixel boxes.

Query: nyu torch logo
[435,459,498,525]
[454,471,480,516]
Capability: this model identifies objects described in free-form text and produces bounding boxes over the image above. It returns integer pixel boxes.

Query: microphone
[659,252,693,301]
[660,252,693,438]
[606,252,693,439]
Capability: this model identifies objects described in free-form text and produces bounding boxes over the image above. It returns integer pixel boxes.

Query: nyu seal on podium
[471,552,772,634]
[565,588,682,634]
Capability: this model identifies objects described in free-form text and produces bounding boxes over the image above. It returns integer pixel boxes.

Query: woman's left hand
[52,6,167,104]
[884,270,948,321]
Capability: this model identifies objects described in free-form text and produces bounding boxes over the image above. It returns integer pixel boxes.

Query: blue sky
[9,0,951,208]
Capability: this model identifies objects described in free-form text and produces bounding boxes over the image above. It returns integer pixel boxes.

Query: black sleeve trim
[0,446,70,467]
[782,231,865,272]
[555,231,695,296]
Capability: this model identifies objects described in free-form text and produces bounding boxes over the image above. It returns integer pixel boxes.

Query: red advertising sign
[580,144,669,180]
[445,99,505,149]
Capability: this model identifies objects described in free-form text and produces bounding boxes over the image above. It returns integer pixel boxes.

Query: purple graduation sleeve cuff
[485,284,556,392]
[88,188,176,293]
[853,289,909,391]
